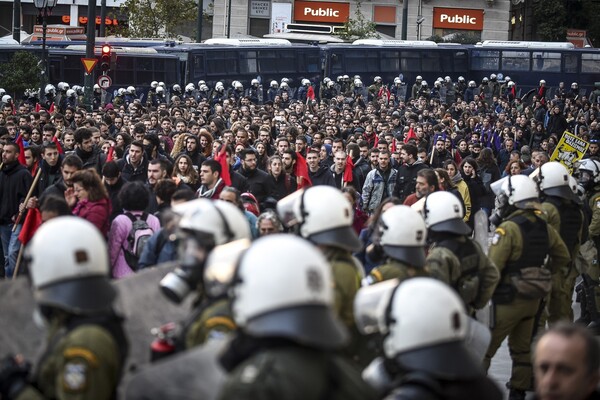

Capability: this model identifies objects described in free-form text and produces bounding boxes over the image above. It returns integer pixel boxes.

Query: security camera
[416,16,425,24]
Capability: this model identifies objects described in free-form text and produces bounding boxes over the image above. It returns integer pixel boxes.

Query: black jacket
[0,162,33,224]
[393,160,429,202]
[229,167,249,193]
[117,155,149,183]
[352,157,371,192]
[271,173,297,200]
[74,146,106,175]
[309,166,336,187]
[239,167,276,205]
[36,156,63,196]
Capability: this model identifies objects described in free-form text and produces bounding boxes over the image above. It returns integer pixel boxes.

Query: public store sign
[433,7,484,31]
[294,1,350,24]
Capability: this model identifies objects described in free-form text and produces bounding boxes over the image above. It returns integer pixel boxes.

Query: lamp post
[33,0,58,98]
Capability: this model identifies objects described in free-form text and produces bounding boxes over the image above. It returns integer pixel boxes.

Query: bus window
[115,56,135,85]
[400,51,420,72]
[453,51,468,72]
[532,52,560,72]
[192,54,205,76]
[563,53,578,73]
[240,51,258,74]
[501,51,530,71]
[330,53,343,75]
[345,50,378,73]
[207,51,238,75]
[380,51,400,72]
[258,50,295,73]
[278,51,296,73]
[137,58,154,85]
[422,52,441,72]
[582,53,600,73]
[470,50,499,71]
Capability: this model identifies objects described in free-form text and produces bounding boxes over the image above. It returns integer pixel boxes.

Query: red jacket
[72,197,112,236]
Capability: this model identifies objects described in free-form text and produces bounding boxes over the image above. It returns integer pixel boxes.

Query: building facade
[211,0,511,41]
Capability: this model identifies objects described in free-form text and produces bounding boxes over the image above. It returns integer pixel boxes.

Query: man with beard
[307,148,336,187]
[429,136,453,168]
[117,141,149,183]
[181,135,205,170]
[238,148,275,209]
[72,127,106,174]
[362,149,397,213]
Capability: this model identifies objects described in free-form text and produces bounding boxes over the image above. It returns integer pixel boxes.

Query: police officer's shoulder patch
[491,228,505,246]
[62,361,88,392]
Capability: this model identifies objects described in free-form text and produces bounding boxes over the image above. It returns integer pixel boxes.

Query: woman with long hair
[460,157,486,227]
[68,169,111,236]
[199,130,214,157]
[172,154,200,191]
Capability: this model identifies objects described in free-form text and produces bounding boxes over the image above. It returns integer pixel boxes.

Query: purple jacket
[108,210,161,278]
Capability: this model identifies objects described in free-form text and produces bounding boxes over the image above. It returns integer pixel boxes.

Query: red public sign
[294,1,350,24]
[433,7,484,31]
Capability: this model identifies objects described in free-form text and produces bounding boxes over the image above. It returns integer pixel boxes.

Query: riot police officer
[218,235,377,400]
[484,175,570,400]
[536,162,584,324]
[364,205,430,284]
[355,278,503,399]
[0,217,128,400]
[277,186,366,363]
[423,191,499,314]
[159,199,251,351]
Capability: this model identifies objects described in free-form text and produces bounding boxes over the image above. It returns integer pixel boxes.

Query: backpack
[122,212,153,271]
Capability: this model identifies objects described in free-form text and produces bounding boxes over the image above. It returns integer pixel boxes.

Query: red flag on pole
[404,127,417,144]
[15,134,26,165]
[18,208,42,245]
[215,146,232,186]
[106,146,115,163]
[294,152,312,189]
[307,86,315,101]
[51,136,64,154]
[343,155,354,185]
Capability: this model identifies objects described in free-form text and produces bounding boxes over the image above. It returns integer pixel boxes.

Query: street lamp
[34,0,58,98]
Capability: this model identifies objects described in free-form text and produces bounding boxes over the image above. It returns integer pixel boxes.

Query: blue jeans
[0,224,22,278]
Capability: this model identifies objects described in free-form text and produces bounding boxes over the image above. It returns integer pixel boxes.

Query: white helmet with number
[185,83,195,92]
[423,191,471,235]
[378,205,427,267]
[177,199,251,245]
[270,80,278,88]
[151,81,159,89]
[277,187,361,251]
[26,217,116,314]
[355,278,471,376]
[231,234,348,348]
[500,174,539,209]
[537,161,572,199]
[302,78,310,86]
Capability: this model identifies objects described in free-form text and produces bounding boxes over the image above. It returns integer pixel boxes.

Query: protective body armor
[504,214,549,275]
[545,196,582,252]
[437,238,480,305]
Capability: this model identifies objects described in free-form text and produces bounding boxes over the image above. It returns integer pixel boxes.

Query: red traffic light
[101,44,111,55]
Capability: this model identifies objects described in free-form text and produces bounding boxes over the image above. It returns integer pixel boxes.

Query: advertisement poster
[271,2,292,34]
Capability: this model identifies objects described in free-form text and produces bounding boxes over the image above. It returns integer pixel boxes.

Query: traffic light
[100,44,111,73]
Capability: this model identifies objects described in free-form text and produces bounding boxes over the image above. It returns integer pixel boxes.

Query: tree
[118,0,198,39]
[335,2,379,42]
[0,51,41,98]
[532,0,566,41]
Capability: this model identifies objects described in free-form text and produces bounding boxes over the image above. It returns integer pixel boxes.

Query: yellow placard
[550,131,589,173]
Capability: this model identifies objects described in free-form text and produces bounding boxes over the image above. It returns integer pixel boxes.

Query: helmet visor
[276,190,305,228]
[354,279,399,335]
[204,239,250,298]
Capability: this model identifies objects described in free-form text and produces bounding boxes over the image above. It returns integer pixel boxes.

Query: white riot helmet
[421,80,428,87]
[57,82,69,91]
[280,82,289,89]
[445,76,451,83]
[343,74,350,81]
[422,191,471,235]
[199,84,209,92]
[354,75,361,80]
[251,79,260,86]
[156,86,164,94]
[537,161,572,199]
[540,79,546,85]
[490,73,497,80]
[354,79,363,88]
[203,239,251,299]
[468,81,476,88]
[496,175,539,209]
[577,158,600,189]
[277,187,362,251]
[117,88,126,96]
[185,83,195,92]
[324,77,331,84]
[231,234,348,349]
[393,77,401,85]
[482,77,489,83]
[374,76,382,83]
[159,199,251,303]
[505,76,511,82]
[158,81,166,88]
[508,81,515,87]
[458,76,465,82]
[327,81,335,88]
[281,77,290,84]
[93,84,101,92]
[234,81,243,90]
[198,80,206,87]
[172,84,181,93]
[302,78,310,86]
[416,76,423,81]
[45,84,55,95]
[572,82,579,89]
[215,82,224,91]
[127,86,136,94]
[0,88,5,96]
[270,80,278,89]
[355,278,473,376]
[377,205,427,267]
[151,81,159,89]
[26,217,116,314]
[2,95,12,104]
[66,89,76,98]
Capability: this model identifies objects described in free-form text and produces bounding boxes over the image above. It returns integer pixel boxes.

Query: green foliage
[532,0,566,41]
[0,51,41,98]
[118,0,198,38]
[335,2,379,41]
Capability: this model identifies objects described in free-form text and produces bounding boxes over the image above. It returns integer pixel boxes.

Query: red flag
[15,134,26,165]
[106,146,114,162]
[18,208,42,245]
[404,127,417,144]
[294,152,312,189]
[454,149,463,165]
[51,136,64,154]
[48,103,55,114]
[374,133,379,148]
[390,138,397,153]
[35,103,41,113]
[307,86,315,101]
[343,155,354,184]
[215,146,232,186]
